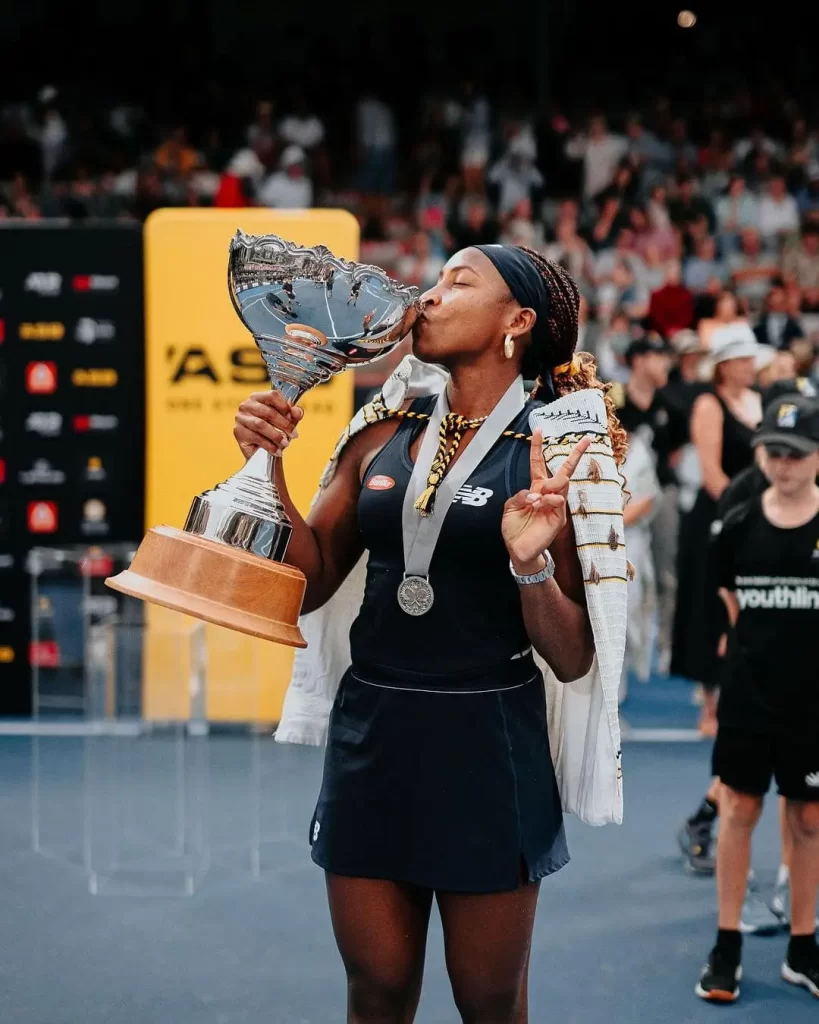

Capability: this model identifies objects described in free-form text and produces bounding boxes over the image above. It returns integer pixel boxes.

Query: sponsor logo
[0,646,15,664]
[24,272,62,297]
[73,413,119,433]
[452,485,494,507]
[312,820,320,842]
[0,605,15,624]
[83,456,107,482]
[777,403,798,428]
[27,501,58,534]
[806,772,819,788]
[81,498,109,536]
[0,458,4,485]
[167,346,267,386]
[75,318,115,344]
[72,274,119,292]
[735,583,819,611]
[0,554,13,570]
[367,474,395,490]
[25,411,62,437]
[0,318,4,342]
[19,322,65,341]
[72,367,118,388]
[29,641,60,668]
[80,548,114,577]
[26,361,58,394]
[19,459,65,486]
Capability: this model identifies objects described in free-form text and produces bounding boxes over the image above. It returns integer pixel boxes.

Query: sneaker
[782,951,819,999]
[740,884,785,936]
[695,948,742,1002]
[677,820,716,875]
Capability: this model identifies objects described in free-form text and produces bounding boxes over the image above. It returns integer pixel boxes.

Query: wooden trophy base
[105,526,307,648]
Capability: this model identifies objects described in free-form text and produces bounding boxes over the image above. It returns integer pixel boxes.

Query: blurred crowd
[3,82,818,388]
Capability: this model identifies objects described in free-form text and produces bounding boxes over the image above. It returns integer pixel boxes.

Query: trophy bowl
[106,231,419,647]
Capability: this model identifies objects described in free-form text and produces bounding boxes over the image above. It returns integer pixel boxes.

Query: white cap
[709,322,759,364]
[281,145,306,168]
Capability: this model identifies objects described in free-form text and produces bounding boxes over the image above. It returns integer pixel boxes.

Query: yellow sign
[143,209,359,723]
[19,322,65,340]
[72,368,119,387]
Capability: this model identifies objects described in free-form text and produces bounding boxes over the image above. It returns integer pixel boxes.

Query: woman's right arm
[233,390,383,613]
[690,392,730,501]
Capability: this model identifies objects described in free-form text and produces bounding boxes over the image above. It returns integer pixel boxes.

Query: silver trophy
[106,232,419,646]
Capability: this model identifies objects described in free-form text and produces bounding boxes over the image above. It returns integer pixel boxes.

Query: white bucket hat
[709,322,760,364]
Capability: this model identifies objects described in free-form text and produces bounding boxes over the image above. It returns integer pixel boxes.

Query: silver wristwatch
[509,550,556,586]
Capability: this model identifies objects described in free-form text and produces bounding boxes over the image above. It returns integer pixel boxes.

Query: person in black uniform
[233,245,627,1023]
[696,393,819,1003]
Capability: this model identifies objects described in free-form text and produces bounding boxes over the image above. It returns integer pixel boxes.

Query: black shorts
[712,725,819,802]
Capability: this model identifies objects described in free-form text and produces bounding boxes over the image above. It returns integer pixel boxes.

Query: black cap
[753,393,819,455]
[762,376,818,410]
[625,335,671,365]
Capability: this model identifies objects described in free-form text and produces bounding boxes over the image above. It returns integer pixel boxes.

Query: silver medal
[397,575,435,616]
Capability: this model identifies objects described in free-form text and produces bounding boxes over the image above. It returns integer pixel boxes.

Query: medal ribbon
[401,377,526,585]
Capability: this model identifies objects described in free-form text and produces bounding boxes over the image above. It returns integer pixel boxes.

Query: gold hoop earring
[503,334,514,359]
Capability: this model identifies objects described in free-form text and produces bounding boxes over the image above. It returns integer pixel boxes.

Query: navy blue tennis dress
[309,396,569,892]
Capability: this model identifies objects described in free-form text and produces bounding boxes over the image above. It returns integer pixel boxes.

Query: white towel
[276,355,626,826]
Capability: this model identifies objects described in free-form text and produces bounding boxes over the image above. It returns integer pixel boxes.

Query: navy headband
[474,244,549,334]
[474,243,554,397]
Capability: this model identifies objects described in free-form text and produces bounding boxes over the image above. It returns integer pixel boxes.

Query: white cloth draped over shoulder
[275,355,627,826]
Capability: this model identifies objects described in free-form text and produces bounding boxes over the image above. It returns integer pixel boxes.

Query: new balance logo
[805,773,819,788]
[312,820,321,842]
[452,485,493,507]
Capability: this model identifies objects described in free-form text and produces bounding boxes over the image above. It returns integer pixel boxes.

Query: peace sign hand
[502,429,592,573]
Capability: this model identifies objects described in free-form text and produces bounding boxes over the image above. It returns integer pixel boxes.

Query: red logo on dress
[0,459,5,485]
[26,361,57,394]
[73,275,90,292]
[27,501,58,533]
[367,475,396,491]
[0,319,5,343]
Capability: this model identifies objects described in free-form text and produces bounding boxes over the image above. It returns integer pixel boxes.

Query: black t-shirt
[614,387,686,487]
[660,377,709,439]
[714,496,819,727]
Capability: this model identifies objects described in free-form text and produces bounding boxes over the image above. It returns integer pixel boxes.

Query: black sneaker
[782,950,819,999]
[695,948,742,1002]
[677,819,716,875]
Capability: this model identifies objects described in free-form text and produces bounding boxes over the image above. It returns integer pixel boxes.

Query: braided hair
[516,246,628,466]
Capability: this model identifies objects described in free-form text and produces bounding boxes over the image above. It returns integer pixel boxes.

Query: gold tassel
[589,563,601,584]
[608,525,619,550]
[414,485,438,516]
[626,560,636,581]
[577,503,589,518]
[588,457,602,483]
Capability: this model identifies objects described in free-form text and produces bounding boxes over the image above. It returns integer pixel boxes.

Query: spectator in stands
[698,288,750,348]
[395,230,446,291]
[729,227,780,315]
[355,90,396,195]
[796,164,819,221]
[499,196,545,250]
[486,131,543,216]
[594,226,649,323]
[783,223,819,312]
[626,113,670,175]
[257,145,313,209]
[446,194,499,252]
[715,174,760,252]
[564,114,628,201]
[588,194,627,252]
[685,235,728,295]
[759,172,800,246]
[278,90,328,187]
[593,309,633,384]
[544,215,595,298]
[153,126,200,179]
[754,280,805,350]
[647,259,695,338]
[246,100,279,169]
[669,173,716,237]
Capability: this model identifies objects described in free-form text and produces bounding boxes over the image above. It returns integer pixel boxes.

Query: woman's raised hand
[233,390,304,460]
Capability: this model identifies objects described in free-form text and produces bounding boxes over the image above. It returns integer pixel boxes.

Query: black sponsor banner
[0,223,144,715]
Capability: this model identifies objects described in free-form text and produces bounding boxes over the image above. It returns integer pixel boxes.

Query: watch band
[509,549,556,586]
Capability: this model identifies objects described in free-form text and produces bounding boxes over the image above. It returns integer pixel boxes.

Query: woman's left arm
[502,431,595,683]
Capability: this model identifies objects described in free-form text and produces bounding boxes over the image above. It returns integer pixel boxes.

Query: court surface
[0,730,814,1023]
